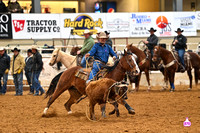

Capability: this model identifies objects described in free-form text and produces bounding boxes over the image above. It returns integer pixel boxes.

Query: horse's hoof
[43,107,48,115]
[109,110,115,115]
[160,88,166,91]
[116,111,120,117]
[128,109,135,115]
[188,88,192,91]
[68,111,72,114]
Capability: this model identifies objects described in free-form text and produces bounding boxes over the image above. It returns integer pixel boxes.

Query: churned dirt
[0,85,200,133]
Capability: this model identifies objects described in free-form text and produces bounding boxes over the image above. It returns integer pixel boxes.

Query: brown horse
[70,46,81,56]
[43,50,137,116]
[126,44,152,91]
[153,46,200,91]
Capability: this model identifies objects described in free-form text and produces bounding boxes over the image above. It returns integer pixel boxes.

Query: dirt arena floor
[0,85,200,133]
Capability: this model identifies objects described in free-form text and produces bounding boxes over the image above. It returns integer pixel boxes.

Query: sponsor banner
[12,14,61,39]
[195,11,200,30]
[151,12,175,37]
[0,14,12,39]
[106,13,129,38]
[173,12,196,36]
[60,13,106,38]
[129,13,152,37]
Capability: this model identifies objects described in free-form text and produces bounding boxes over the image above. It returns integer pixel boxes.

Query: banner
[129,13,152,37]
[106,13,129,38]
[173,12,196,36]
[196,11,200,30]
[60,13,106,39]
[0,14,12,39]
[12,14,61,39]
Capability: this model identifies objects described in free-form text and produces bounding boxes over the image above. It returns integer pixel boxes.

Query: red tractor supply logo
[13,20,25,32]
[156,16,172,36]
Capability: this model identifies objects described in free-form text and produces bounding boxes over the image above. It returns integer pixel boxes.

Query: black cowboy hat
[27,49,32,53]
[175,28,184,33]
[104,31,110,35]
[148,27,157,32]
[11,47,20,52]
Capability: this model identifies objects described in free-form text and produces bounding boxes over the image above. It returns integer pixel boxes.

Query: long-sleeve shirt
[10,54,25,75]
[0,53,10,75]
[147,34,158,50]
[172,34,187,49]
[89,43,117,64]
[80,36,95,55]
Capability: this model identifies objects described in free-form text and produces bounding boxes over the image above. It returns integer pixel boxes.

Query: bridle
[51,49,60,65]
[153,47,160,61]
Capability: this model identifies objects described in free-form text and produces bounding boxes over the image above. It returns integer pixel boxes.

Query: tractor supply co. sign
[0,14,12,39]
[12,14,61,39]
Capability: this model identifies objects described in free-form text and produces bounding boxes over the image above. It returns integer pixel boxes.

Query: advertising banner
[151,12,175,37]
[173,12,196,36]
[12,14,61,39]
[196,11,200,30]
[0,14,12,39]
[129,13,152,37]
[60,13,106,38]
[106,13,129,38]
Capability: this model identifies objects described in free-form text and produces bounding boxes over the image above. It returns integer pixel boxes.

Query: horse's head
[152,46,160,62]
[49,48,60,66]
[70,46,81,56]
[119,49,140,75]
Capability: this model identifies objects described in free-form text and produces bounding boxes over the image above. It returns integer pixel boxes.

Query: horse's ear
[126,43,133,46]
[124,49,127,56]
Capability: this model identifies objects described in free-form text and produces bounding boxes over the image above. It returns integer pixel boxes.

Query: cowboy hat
[148,27,157,32]
[27,49,32,53]
[83,29,93,35]
[0,47,4,51]
[31,45,38,49]
[98,32,108,39]
[11,47,20,52]
[175,28,184,33]
[97,29,103,34]
[104,30,110,35]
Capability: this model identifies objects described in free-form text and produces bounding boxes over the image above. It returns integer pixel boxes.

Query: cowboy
[77,29,95,68]
[0,47,10,95]
[172,28,187,72]
[31,45,45,96]
[143,27,158,57]
[105,31,113,48]
[85,32,118,84]
[24,49,34,95]
[10,47,25,96]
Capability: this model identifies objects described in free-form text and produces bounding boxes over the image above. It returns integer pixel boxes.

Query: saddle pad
[75,70,88,81]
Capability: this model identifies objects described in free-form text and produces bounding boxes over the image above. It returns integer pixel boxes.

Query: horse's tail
[44,71,64,99]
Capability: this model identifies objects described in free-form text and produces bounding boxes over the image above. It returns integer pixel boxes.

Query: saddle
[75,60,119,81]
[172,50,191,71]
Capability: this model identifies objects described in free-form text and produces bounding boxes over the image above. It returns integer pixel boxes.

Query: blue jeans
[32,70,45,95]
[80,55,90,68]
[2,73,8,94]
[25,71,34,93]
[13,72,23,95]
[175,48,185,67]
[88,61,103,81]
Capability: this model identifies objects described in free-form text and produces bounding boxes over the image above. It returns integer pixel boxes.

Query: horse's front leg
[109,102,119,117]
[187,69,193,90]
[144,69,151,91]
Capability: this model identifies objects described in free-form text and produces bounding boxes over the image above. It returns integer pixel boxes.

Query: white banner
[60,13,106,39]
[106,13,130,38]
[129,13,152,37]
[196,11,200,30]
[173,12,196,36]
[11,12,197,39]
[12,14,61,39]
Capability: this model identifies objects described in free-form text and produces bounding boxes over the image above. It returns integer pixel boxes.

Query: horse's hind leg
[64,87,82,114]
[187,69,193,90]
[43,86,68,116]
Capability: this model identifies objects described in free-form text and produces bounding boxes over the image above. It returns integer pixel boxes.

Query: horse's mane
[102,60,119,72]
